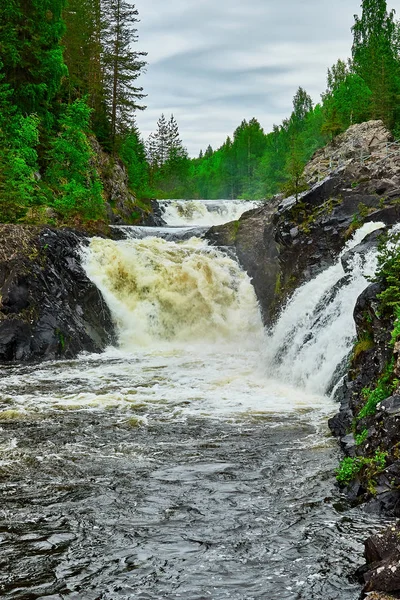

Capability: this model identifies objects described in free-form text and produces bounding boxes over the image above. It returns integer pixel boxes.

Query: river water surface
[0,201,388,599]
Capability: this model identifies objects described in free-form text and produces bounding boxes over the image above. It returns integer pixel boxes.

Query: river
[0,200,388,599]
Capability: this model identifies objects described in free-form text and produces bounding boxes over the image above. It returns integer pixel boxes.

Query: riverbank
[1,120,400,597]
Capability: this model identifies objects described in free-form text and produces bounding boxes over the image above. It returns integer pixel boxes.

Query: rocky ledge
[0,225,115,361]
[206,120,400,326]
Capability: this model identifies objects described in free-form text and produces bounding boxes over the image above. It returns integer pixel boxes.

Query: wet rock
[141,200,166,226]
[362,526,400,596]
[0,225,115,362]
[341,229,386,273]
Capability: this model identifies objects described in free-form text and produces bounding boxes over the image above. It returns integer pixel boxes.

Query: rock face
[360,526,400,598]
[207,121,400,326]
[90,138,157,225]
[304,120,395,186]
[0,225,116,361]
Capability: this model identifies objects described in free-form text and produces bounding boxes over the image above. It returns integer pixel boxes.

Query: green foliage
[355,429,369,445]
[46,99,105,220]
[391,306,400,346]
[336,450,387,484]
[0,0,68,118]
[352,0,400,128]
[376,232,400,315]
[336,456,364,484]
[119,125,151,197]
[358,359,397,418]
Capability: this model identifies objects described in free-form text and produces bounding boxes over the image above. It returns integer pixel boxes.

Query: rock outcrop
[90,138,162,225]
[207,120,400,326]
[0,225,115,361]
[359,525,400,598]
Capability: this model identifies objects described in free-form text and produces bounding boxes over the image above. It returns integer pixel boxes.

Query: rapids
[0,201,388,599]
[158,199,262,226]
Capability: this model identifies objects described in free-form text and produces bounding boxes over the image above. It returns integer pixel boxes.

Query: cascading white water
[78,216,387,419]
[265,222,386,395]
[83,236,264,348]
[159,199,262,226]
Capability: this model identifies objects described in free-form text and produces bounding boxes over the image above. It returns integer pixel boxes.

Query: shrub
[358,359,397,419]
[336,451,387,485]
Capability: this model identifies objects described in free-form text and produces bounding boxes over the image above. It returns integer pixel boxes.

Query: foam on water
[265,221,386,394]
[82,236,263,348]
[159,199,262,226]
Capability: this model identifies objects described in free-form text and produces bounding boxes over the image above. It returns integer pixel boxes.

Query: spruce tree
[102,0,147,145]
[352,0,400,127]
[63,0,110,143]
[0,0,68,117]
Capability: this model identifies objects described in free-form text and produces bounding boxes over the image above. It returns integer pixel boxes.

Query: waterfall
[83,216,386,400]
[82,236,264,349]
[265,222,386,395]
[159,199,262,226]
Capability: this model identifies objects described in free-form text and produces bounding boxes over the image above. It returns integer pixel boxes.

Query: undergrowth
[336,451,387,486]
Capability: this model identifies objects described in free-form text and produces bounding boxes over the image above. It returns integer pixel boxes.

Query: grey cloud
[134,0,365,156]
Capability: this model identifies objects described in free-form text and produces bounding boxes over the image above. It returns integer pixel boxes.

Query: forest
[0,0,399,222]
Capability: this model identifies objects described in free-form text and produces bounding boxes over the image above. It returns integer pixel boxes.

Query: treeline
[146,0,400,200]
[0,0,146,224]
[0,0,399,219]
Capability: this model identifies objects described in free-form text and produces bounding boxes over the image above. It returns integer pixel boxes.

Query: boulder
[362,526,400,597]
[0,225,116,362]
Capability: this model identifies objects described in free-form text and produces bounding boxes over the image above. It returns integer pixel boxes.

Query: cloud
[133,0,363,156]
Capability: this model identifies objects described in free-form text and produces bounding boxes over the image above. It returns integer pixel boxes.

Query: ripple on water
[0,349,387,599]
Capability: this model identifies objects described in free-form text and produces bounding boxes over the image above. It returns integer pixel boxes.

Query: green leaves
[46,99,105,220]
[336,451,388,485]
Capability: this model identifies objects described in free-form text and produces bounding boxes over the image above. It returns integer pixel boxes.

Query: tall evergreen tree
[0,0,68,119]
[63,0,110,142]
[102,0,147,145]
[352,0,400,127]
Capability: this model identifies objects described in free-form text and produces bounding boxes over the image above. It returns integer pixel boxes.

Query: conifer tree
[63,0,109,142]
[0,0,68,117]
[102,0,147,145]
[352,0,400,127]
[119,122,150,196]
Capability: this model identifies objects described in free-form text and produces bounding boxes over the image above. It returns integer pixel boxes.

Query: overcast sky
[133,0,398,157]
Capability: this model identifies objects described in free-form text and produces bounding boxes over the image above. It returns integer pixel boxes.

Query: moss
[56,329,66,352]
[274,271,282,297]
[355,428,368,446]
[358,358,398,419]
[352,336,374,361]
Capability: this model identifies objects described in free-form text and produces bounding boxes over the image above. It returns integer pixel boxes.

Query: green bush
[358,359,397,419]
[336,451,387,485]
[46,99,105,220]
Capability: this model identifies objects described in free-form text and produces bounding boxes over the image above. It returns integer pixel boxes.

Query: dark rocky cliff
[0,225,116,361]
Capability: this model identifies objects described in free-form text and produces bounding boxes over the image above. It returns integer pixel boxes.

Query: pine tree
[102,0,147,145]
[147,114,169,166]
[0,0,68,117]
[352,0,400,127]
